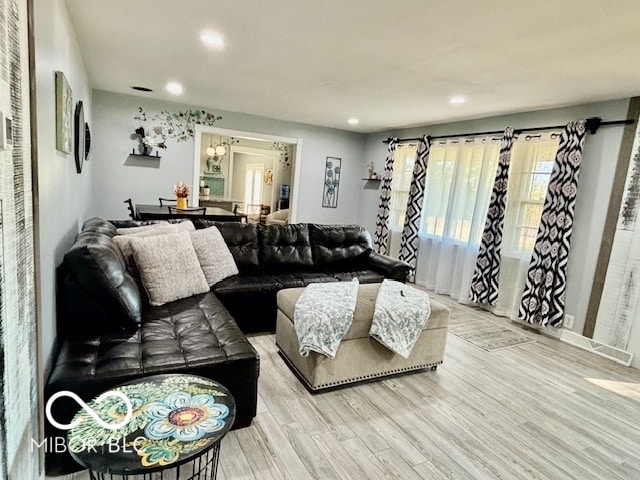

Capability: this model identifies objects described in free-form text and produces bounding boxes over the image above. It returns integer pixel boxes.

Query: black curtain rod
[382,117,635,144]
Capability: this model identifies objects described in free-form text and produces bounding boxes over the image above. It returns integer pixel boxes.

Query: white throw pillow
[190,226,239,286]
[128,231,209,306]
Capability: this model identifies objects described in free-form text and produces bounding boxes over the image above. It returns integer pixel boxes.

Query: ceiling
[65,0,640,133]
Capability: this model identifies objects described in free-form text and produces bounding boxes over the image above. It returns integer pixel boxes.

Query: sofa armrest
[366,252,411,282]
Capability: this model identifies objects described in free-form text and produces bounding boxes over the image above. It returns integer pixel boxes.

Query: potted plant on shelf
[173,181,190,209]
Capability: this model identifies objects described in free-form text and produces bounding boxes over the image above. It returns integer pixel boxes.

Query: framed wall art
[322,156,341,208]
[55,71,73,153]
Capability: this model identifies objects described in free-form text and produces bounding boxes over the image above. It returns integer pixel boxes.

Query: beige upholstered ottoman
[275,283,449,391]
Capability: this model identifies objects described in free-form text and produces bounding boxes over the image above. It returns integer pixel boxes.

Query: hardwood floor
[52,293,640,480]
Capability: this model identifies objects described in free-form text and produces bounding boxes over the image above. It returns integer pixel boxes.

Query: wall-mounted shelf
[130,154,162,159]
[361,178,381,182]
[131,149,161,158]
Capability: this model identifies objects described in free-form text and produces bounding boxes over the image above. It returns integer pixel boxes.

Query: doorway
[192,126,301,222]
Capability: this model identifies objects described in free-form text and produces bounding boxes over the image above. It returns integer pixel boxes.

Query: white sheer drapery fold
[413,137,500,303]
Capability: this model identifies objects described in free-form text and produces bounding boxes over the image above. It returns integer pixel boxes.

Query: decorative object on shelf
[264,168,273,185]
[271,142,290,169]
[55,71,72,153]
[322,157,341,208]
[174,181,190,209]
[134,126,166,156]
[74,101,85,173]
[134,107,223,145]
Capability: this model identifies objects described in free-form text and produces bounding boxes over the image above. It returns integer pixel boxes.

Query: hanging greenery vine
[133,107,223,148]
[271,142,290,169]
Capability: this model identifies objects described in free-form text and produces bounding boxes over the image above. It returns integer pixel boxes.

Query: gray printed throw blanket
[294,279,359,357]
[370,279,431,358]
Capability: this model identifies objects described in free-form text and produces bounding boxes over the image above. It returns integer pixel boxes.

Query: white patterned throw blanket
[370,279,431,358]
[294,279,359,357]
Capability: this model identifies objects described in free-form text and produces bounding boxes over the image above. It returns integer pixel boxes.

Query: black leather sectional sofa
[45,218,410,474]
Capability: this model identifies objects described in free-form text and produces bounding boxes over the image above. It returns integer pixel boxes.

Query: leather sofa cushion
[309,224,372,267]
[82,217,117,237]
[63,231,142,332]
[212,274,282,295]
[259,224,313,271]
[195,220,260,272]
[273,272,337,289]
[331,269,385,284]
[46,293,260,436]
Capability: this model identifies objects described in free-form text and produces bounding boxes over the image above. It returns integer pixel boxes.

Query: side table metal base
[88,443,220,480]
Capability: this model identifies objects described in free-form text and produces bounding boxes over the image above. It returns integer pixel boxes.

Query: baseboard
[559,330,634,367]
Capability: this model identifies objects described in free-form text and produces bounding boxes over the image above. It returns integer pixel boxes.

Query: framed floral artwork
[322,157,341,208]
[55,71,73,153]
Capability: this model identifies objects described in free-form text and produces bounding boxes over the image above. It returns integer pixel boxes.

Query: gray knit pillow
[190,226,239,286]
[129,231,209,306]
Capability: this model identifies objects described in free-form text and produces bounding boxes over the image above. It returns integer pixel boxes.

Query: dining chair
[246,204,271,224]
[159,197,177,206]
[167,206,207,217]
[123,198,136,220]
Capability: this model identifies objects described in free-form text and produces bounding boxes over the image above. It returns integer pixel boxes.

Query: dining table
[135,203,247,222]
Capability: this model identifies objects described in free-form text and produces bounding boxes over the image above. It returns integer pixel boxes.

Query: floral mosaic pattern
[145,392,229,442]
[294,279,359,357]
[67,375,232,468]
[369,280,431,358]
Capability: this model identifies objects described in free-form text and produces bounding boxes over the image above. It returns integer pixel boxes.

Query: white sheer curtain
[413,137,501,303]
[412,132,560,319]
[493,132,560,318]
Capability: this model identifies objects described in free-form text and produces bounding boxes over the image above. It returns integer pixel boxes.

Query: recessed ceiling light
[166,82,183,95]
[449,96,467,104]
[131,86,153,92]
[200,33,224,48]
[347,117,360,125]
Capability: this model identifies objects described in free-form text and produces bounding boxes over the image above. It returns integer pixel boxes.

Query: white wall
[90,90,365,224]
[34,0,93,373]
[358,99,631,335]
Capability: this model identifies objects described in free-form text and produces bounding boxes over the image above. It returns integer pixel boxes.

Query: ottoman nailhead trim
[276,346,442,391]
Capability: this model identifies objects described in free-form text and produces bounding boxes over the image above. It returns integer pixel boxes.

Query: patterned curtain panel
[519,120,587,326]
[469,127,516,305]
[373,138,398,254]
[398,135,430,279]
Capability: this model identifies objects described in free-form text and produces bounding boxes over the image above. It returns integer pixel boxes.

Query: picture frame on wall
[322,156,341,208]
[55,71,73,153]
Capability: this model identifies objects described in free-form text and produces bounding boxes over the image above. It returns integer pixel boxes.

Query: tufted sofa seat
[47,294,259,430]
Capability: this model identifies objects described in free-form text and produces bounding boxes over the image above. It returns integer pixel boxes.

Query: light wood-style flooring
[52,293,640,480]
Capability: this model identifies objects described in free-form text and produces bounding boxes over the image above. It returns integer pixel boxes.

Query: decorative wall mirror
[74,100,85,173]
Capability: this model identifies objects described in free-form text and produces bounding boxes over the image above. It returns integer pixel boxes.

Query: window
[244,163,264,208]
[386,133,560,252]
[421,138,501,243]
[388,143,417,230]
[503,134,560,255]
